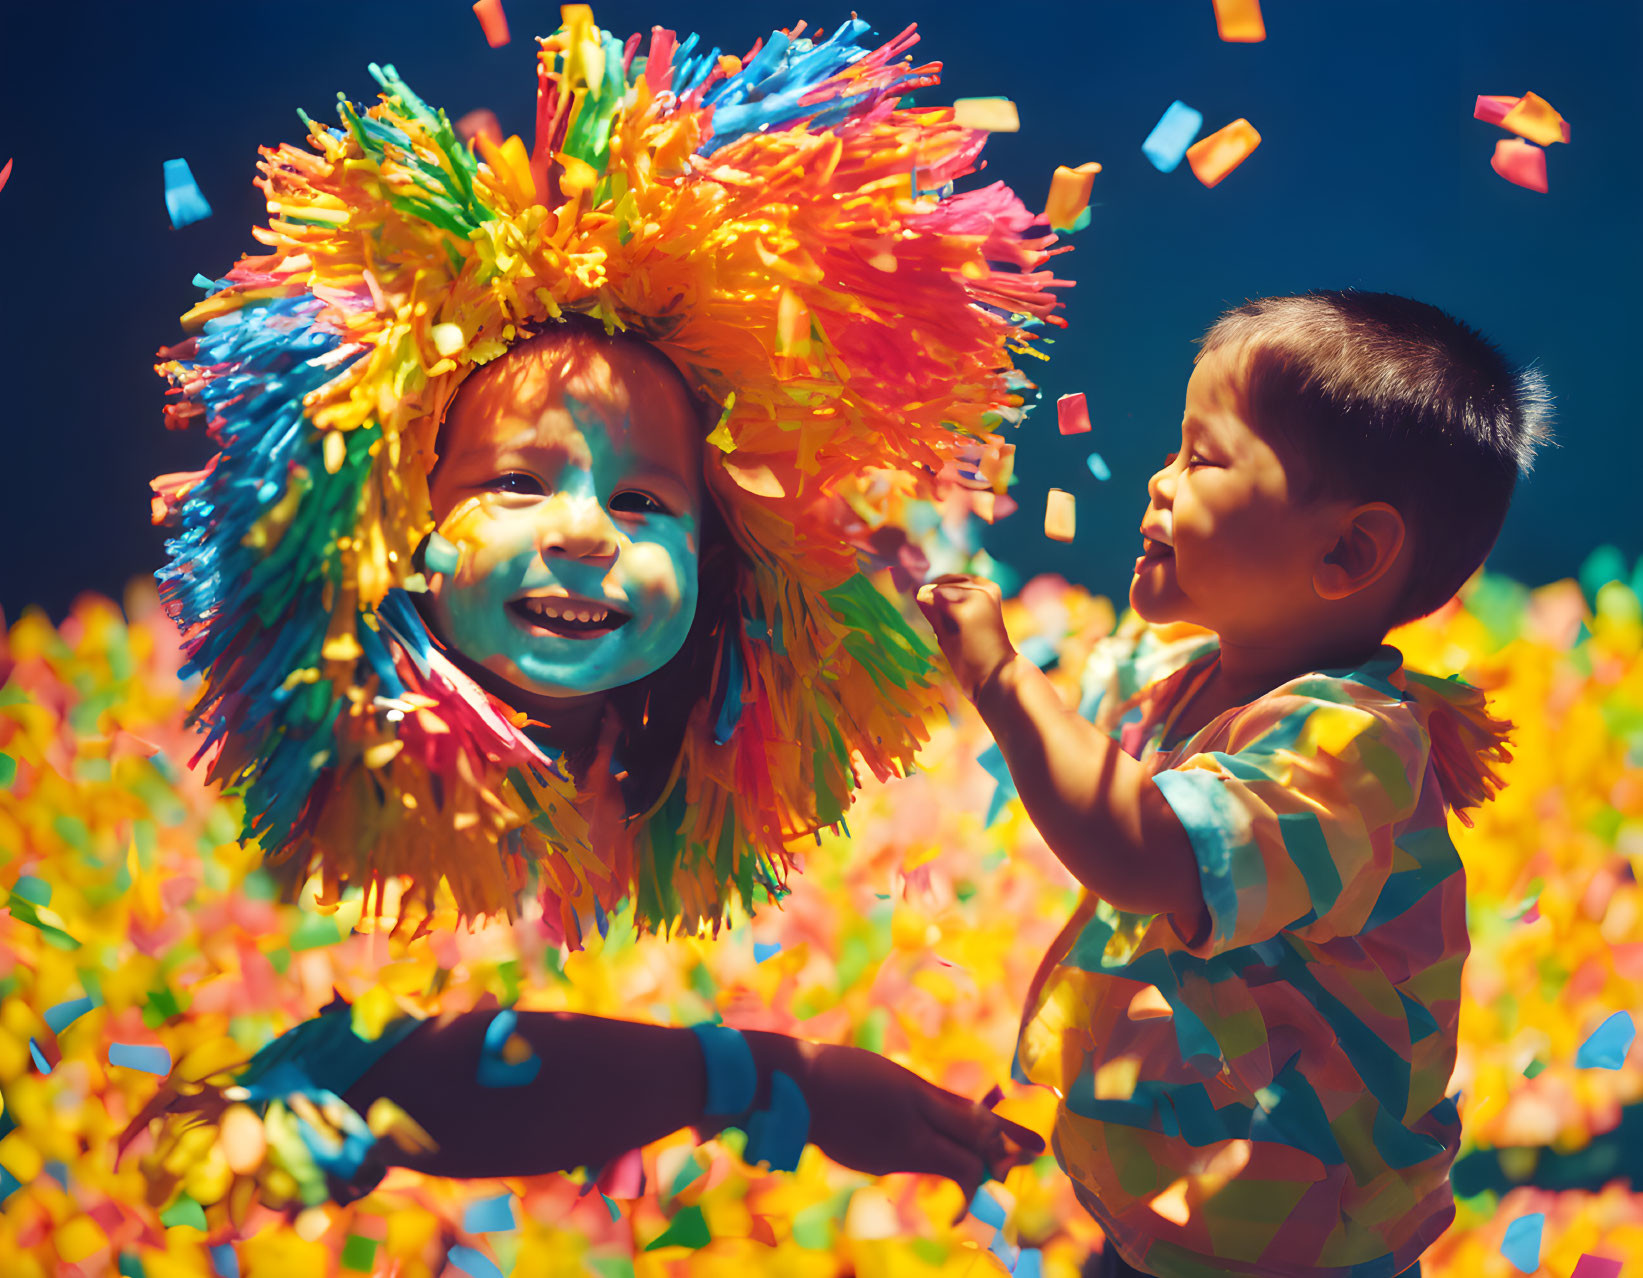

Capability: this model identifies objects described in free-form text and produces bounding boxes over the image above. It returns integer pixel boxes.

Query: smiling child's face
[423,330,704,701]
[1130,341,1349,645]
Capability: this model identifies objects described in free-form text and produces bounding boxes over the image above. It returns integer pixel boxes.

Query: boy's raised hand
[915,574,1017,702]
[799,1042,1043,1202]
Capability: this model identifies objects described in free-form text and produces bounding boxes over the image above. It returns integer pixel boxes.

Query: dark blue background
[2,1,1636,622]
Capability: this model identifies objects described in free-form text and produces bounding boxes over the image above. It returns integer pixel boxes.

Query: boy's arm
[918,576,1209,934]
[344,1010,1040,1189]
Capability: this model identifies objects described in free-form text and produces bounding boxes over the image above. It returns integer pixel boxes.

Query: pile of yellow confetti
[1,560,1638,1277]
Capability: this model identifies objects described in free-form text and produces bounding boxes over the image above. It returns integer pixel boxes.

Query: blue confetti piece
[1015,1249,1044,1278]
[463,1193,516,1234]
[447,1244,506,1278]
[603,1193,621,1222]
[0,1165,21,1203]
[210,1243,240,1278]
[1086,453,1111,481]
[1501,1212,1543,1274]
[163,158,213,229]
[989,1229,1020,1271]
[1142,100,1203,173]
[45,995,95,1034]
[1576,1012,1634,1069]
[754,941,782,963]
[742,1069,810,1172]
[477,1008,541,1087]
[970,1185,1007,1229]
[977,743,1018,827]
[42,1160,70,1188]
[28,1039,52,1074]
[1017,635,1057,669]
[109,1042,172,1075]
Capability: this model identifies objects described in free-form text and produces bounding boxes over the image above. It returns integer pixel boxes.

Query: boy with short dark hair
[918,291,1548,1278]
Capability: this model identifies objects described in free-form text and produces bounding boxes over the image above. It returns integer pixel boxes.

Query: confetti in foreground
[1142,100,1203,173]
[1491,138,1548,193]
[1500,1212,1544,1274]
[1187,118,1262,187]
[1045,162,1101,230]
[162,157,212,228]
[1212,0,1266,42]
[952,97,1020,132]
[1571,1255,1623,1278]
[1057,392,1091,435]
[1044,488,1076,542]
[472,0,510,47]
[108,1043,172,1075]
[463,1193,516,1233]
[1475,91,1571,145]
[1575,1011,1635,1069]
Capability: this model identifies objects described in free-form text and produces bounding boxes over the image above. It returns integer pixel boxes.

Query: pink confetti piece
[1491,138,1549,193]
[1571,1256,1623,1278]
[1057,393,1091,435]
[0,158,11,196]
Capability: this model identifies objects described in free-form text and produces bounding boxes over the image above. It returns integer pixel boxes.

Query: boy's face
[424,335,704,700]
[1131,341,1346,643]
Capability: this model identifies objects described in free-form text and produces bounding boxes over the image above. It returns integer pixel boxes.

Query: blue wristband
[690,1023,757,1118]
[742,1069,811,1173]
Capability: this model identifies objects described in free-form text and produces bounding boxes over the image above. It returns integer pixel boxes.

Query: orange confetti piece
[1475,94,1570,143]
[952,98,1020,133]
[472,0,510,48]
[1212,0,1266,42]
[1500,92,1570,147]
[1057,393,1092,435]
[1044,162,1101,230]
[1186,119,1262,188]
[1491,138,1548,193]
[1044,488,1076,542]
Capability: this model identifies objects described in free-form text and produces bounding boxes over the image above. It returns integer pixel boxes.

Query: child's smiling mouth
[507,591,632,640]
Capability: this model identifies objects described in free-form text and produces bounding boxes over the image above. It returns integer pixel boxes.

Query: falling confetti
[1142,100,1203,173]
[1044,488,1076,542]
[1187,119,1262,188]
[1491,138,1549,193]
[1086,453,1111,481]
[1475,91,1571,146]
[162,157,212,229]
[1057,392,1092,435]
[1045,162,1101,230]
[1500,1212,1544,1274]
[952,97,1020,132]
[1574,1011,1634,1069]
[1212,0,1266,42]
[472,0,510,48]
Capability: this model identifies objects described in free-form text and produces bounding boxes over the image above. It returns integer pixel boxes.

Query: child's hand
[915,574,1016,702]
[800,1042,1043,1202]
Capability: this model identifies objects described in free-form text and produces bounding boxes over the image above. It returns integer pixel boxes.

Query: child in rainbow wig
[918,291,1548,1278]
[136,10,1055,1208]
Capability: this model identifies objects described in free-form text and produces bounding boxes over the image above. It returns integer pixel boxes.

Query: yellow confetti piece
[430,323,466,357]
[953,97,1020,133]
[322,430,346,475]
[1044,162,1101,230]
[1500,91,1570,147]
[1044,488,1076,542]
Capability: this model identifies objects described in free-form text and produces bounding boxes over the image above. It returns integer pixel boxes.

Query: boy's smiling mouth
[507,590,632,639]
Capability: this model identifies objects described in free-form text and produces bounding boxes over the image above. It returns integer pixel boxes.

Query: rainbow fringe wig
[150,7,1066,939]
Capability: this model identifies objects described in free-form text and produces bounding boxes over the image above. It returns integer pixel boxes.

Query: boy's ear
[1314,503,1405,601]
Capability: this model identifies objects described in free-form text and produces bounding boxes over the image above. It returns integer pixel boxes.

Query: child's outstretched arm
[917,575,1208,936]
[343,1009,1040,1195]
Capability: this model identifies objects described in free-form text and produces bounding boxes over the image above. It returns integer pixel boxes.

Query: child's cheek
[621,541,685,607]
[437,497,535,582]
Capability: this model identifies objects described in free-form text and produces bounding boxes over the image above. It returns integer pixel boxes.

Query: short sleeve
[1152,691,1426,957]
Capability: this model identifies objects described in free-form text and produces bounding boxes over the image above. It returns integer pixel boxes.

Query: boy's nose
[1147,465,1175,504]
[536,497,620,568]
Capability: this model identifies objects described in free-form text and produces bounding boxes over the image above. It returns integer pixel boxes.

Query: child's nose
[1147,465,1175,504]
[536,497,620,568]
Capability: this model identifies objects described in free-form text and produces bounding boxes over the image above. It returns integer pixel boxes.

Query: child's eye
[489,472,544,494]
[610,490,666,515]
